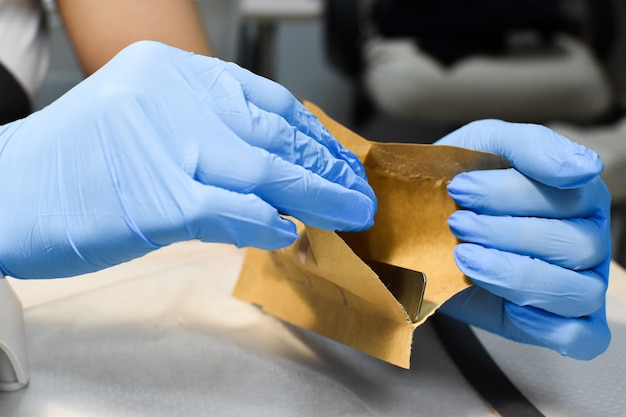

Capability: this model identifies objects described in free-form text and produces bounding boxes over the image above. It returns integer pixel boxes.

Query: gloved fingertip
[453,243,483,267]
[521,128,604,189]
[554,145,604,189]
[275,217,300,241]
[505,302,611,360]
[338,194,377,232]
[366,186,378,214]
[293,188,376,233]
[347,175,377,209]
[446,173,482,207]
[446,177,463,198]
[446,213,459,232]
[254,219,300,250]
[271,233,300,249]
[447,210,471,235]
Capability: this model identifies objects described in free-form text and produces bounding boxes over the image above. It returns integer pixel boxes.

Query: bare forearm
[57,0,213,75]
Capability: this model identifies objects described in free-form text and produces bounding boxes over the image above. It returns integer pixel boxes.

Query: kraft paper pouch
[233,102,510,368]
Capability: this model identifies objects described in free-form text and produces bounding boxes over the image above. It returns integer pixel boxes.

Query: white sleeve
[0,0,50,104]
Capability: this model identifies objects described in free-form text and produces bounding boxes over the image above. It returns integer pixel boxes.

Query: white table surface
[2,241,625,416]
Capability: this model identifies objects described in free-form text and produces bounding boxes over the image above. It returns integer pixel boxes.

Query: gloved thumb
[435,119,603,189]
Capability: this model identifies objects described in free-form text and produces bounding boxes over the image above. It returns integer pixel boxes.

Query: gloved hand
[436,119,611,360]
[0,41,376,279]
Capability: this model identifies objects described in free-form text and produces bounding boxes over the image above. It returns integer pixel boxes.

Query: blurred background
[37,0,450,143]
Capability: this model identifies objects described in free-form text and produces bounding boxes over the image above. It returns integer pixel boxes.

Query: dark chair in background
[323,0,626,264]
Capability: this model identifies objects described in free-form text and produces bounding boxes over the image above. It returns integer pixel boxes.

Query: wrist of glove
[436,119,611,360]
[0,41,376,279]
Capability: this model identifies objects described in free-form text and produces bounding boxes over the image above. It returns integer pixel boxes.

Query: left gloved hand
[436,119,611,360]
[0,41,376,279]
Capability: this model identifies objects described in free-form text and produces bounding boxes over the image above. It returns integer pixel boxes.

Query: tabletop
[2,240,625,416]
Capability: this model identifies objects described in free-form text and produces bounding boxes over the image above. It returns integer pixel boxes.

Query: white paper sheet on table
[1,241,625,417]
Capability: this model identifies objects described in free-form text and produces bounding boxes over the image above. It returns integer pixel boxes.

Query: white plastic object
[0,274,29,391]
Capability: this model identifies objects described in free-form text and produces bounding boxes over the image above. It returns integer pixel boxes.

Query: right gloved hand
[0,41,377,279]
[436,120,611,360]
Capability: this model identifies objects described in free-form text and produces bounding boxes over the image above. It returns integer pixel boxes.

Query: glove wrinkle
[0,41,375,278]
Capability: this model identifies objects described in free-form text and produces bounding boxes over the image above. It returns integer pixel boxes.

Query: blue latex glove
[436,119,611,360]
[0,41,376,279]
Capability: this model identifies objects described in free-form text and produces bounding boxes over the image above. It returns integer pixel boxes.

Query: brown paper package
[233,102,510,368]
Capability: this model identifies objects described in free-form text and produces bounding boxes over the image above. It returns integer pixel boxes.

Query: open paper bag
[233,102,510,368]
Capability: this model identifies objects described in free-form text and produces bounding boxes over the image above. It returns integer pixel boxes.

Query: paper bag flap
[233,103,510,368]
[235,219,419,368]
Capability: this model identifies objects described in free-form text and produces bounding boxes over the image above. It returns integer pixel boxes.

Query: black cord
[431,313,546,417]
